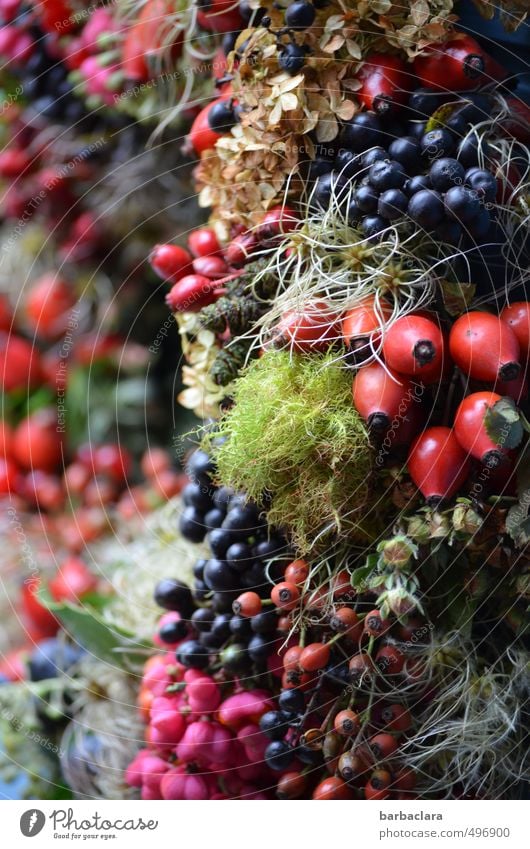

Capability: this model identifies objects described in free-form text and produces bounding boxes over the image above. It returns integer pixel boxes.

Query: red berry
[93,443,131,483]
[0,148,31,177]
[140,447,171,479]
[414,35,506,92]
[358,53,411,114]
[500,302,530,357]
[282,645,304,670]
[313,776,351,800]
[0,455,18,494]
[149,244,192,283]
[449,311,521,383]
[187,99,226,155]
[63,461,91,496]
[258,205,298,238]
[12,408,63,472]
[271,581,300,611]
[166,274,219,313]
[192,255,228,279]
[330,607,363,640]
[353,362,414,432]
[0,332,43,392]
[49,556,97,603]
[334,709,361,736]
[367,732,400,761]
[20,579,58,636]
[277,299,339,353]
[0,419,13,458]
[383,314,446,383]
[0,293,13,331]
[496,369,528,404]
[24,273,76,340]
[348,652,375,684]
[342,295,392,360]
[232,591,262,618]
[299,642,330,672]
[365,768,392,800]
[363,609,391,637]
[284,559,309,585]
[197,0,243,33]
[375,645,406,675]
[380,704,412,732]
[453,391,506,466]
[408,426,471,506]
[276,771,307,799]
[23,470,64,511]
[224,232,258,267]
[188,227,221,257]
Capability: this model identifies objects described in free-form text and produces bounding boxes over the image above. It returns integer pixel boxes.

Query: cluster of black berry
[175,449,290,676]
[310,90,500,244]
[15,30,94,127]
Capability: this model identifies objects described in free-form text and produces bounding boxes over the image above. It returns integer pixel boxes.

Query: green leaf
[425,101,462,133]
[484,397,524,451]
[42,594,152,670]
[351,564,374,591]
[440,281,476,316]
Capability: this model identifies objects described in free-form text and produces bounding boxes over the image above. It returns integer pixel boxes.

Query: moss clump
[206,350,374,553]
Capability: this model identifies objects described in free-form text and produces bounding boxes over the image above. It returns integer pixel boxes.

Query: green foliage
[206,350,374,553]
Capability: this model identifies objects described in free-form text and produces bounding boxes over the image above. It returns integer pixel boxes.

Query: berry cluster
[176,448,292,676]
[312,89,502,243]
[137,525,433,799]
[128,646,278,798]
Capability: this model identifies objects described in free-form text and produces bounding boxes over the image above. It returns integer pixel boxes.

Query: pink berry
[187,676,221,713]
[176,721,214,766]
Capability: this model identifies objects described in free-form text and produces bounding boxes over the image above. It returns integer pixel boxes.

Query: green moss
[206,350,374,553]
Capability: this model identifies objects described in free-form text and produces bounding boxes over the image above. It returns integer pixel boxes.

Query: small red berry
[277,300,339,353]
[380,704,412,732]
[363,609,391,637]
[353,362,414,432]
[299,642,330,672]
[375,645,406,675]
[449,311,521,383]
[232,591,262,618]
[453,391,506,466]
[348,652,375,684]
[313,776,351,800]
[365,768,392,800]
[408,425,471,506]
[258,205,298,238]
[166,274,219,313]
[367,733,400,761]
[501,302,530,356]
[334,709,361,736]
[271,581,300,611]
[383,314,446,383]
[224,232,258,267]
[284,559,309,585]
[330,607,363,640]
[149,243,192,283]
[276,771,307,799]
[192,255,228,279]
[12,408,63,472]
[93,443,131,483]
[188,227,221,257]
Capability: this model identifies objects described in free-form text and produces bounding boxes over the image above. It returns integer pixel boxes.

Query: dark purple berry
[407,189,445,230]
